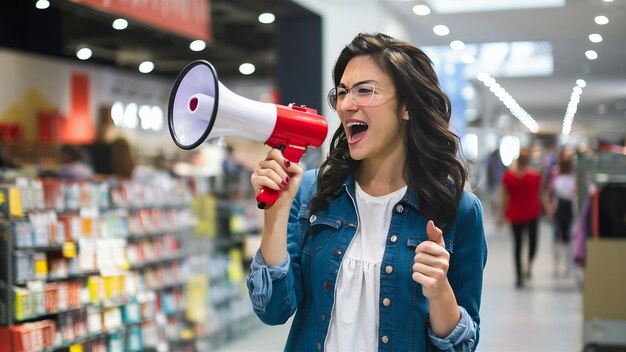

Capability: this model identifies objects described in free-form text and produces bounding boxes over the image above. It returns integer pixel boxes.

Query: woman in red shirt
[500,148,543,288]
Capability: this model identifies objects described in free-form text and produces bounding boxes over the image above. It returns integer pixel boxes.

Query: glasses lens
[327,88,338,111]
[353,84,375,106]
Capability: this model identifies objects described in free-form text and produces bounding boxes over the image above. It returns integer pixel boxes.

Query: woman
[247,33,487,351]
[500,148,543,288]
[547,149,577,277]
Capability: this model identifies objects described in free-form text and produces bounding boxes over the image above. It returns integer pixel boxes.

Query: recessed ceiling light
[603,0,614,2]
[413,5,431,15]
[450,40,465,51]
[139,61,155,73]
[189,40,206,52]
[594,15,609,25]
[585,50,598,60]
[239,63,255,75]
[433,25,450,36]
[576,79,586,88]
[76,47,92,60]
[258,13,275,24]
[35,0,50,9]
[112,18,128,30]
[460,54,475,64]
[588,34,603,43]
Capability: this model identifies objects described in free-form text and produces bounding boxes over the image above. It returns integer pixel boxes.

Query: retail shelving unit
[576,150,626,352]
[0,171,263,352]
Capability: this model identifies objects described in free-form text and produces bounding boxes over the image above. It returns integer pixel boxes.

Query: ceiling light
[35,0,50,9]
[585,50,598,60]
[603,0,614,2]
[239,63,255,75]
[477,73,539,133]
[413,5,431,15]
[576,79,586,88]
[189,40,206,52]
[588,33,603,43]
[139,61,155,73]
[112,18,128,30]
[450,40,465,51]
[258,13,275,24]
[460,54,476,64]
[594,15,609,25]
[562,84,583,137]
[433,25,450,36]
[76,47,92,60]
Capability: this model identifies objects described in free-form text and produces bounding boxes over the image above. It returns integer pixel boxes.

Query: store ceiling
[5,0,626,137]
[383,0,626,136]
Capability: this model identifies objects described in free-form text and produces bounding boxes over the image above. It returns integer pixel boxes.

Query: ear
[401,107,409,121]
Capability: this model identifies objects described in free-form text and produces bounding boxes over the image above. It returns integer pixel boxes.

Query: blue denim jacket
[247,169,488,351]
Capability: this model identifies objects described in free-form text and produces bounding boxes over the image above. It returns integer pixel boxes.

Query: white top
[553,173,577,201]
[325,182,407,352]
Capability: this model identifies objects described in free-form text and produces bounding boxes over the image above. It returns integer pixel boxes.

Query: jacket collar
[336,173,421,210]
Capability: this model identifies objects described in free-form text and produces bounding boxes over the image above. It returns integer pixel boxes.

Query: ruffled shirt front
[325,182,406,351]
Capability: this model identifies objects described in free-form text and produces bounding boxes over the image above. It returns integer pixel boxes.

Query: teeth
[347,121,368,127]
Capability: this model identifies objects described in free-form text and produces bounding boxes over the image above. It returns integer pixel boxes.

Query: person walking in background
[546,148,577,277]
[485,148,506,217]
[57,144,94,180]
[500,148,543,288]
[247,32,487,351]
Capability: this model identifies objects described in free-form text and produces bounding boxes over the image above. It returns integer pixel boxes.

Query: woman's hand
[412,220,450,299]
[251,148,303,212]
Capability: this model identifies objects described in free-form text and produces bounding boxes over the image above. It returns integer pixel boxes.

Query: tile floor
[214,212,587,352]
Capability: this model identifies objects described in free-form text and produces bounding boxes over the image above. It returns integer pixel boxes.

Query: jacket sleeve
[245,170,317,325]
[432,192,488,351]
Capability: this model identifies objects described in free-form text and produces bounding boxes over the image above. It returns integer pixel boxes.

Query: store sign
[68,0,211,41]
[111,101,164,132]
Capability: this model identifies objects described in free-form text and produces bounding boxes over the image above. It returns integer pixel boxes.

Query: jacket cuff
[246,250,290,313]
[428,305,477,351]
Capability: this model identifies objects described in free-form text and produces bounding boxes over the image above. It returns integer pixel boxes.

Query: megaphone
[168,60,328,209]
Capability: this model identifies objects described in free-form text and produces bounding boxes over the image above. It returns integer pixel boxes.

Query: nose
[339,92,358,112]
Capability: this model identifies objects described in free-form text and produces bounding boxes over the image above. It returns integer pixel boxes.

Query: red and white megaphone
[168,60,328,209]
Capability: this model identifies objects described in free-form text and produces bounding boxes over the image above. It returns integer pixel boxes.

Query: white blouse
[325,182,407,352]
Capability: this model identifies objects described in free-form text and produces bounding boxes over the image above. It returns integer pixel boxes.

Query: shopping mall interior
[1,0,625,351]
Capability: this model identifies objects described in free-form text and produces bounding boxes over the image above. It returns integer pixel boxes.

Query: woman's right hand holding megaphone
[252,148,303,265]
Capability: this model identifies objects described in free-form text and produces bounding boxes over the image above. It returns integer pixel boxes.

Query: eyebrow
[337,79,377,88]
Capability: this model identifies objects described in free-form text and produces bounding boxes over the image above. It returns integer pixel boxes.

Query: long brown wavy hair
[309,33,468,227]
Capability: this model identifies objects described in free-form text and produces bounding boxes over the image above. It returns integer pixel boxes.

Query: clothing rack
[575,149,626,352]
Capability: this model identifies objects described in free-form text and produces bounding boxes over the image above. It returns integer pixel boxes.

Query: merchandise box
[583,238,626,321]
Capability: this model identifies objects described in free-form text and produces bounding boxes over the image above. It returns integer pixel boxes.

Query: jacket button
[317,342,322,350]
[309,215,317,223]
[321,313,326,321]
[390,235,398,243]
[383,298,391,306]
[381,336,389,344]
[385,265,393,274]
[395,204,404,213]
[324,281,331,290]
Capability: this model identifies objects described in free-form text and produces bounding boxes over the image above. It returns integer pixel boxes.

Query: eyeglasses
[327,83,393,111]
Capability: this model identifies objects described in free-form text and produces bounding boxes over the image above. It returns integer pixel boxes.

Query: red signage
[70,0,211,41]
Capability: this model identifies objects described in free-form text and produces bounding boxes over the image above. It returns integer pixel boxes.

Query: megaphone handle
[256,187,280,209]
[255,143,306,209]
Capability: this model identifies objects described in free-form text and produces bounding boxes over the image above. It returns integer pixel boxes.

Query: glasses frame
[327,83,393,111]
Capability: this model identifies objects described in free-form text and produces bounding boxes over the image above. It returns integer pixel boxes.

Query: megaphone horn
[168,60,328,209]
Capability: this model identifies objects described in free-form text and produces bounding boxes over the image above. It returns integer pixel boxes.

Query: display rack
[576,149,626,352]
[0,170,262,351]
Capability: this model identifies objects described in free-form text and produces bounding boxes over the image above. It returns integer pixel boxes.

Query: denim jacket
[247,169,488,351]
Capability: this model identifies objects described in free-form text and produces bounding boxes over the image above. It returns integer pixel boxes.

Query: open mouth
[347,121,369,142]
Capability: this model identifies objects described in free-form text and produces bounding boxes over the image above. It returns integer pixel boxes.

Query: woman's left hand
[412,220,450,299]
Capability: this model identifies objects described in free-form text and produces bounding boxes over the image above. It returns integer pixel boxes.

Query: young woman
[500,148,543,288]
[247,32,487,351]
[547,149,577,277]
